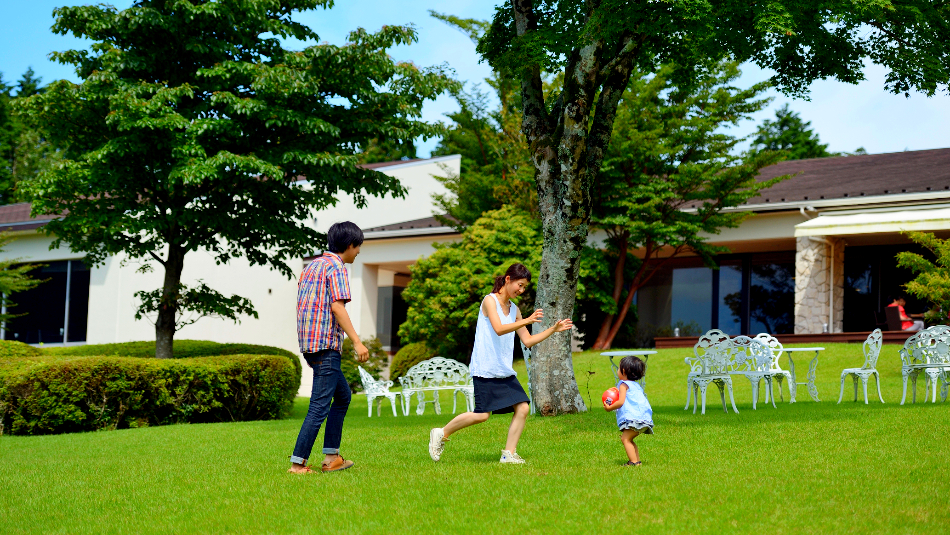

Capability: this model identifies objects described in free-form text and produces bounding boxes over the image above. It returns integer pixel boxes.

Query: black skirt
[473,376,530,414]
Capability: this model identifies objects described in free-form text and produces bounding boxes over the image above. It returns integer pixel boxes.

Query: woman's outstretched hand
[553,318,574,332]
[527,309,544,323]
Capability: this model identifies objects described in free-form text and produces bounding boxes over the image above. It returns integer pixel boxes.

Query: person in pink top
[887,295,925,331]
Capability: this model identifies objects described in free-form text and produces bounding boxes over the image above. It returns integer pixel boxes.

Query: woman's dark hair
[327,221,364,253]
[619,356,645,382]
[492,263,532,292]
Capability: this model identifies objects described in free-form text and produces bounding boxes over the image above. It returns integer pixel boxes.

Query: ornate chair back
[899,325,950,367]
[753,333,785,372]
[400,357,472,389]
[861,329,884,369]
[691,329,731,374]
[730,335,773,373]
[358,366,392,396]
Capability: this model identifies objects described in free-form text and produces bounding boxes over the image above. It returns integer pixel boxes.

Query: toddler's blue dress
[616,379,654,434]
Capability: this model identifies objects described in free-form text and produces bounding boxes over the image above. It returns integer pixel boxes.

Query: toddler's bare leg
[620,429,641,463]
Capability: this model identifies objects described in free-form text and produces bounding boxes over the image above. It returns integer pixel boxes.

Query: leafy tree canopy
[898,232,950,324]
[429,12,536,229]
[750,104,867,160]
[16,0,456,358]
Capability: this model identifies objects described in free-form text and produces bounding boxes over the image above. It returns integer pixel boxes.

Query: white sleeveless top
[469,294,519,378]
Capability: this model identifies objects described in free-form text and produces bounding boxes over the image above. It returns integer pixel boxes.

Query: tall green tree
[589,62,786,350]
[0,74,16,203]
[479,0,950,414]
[750,104,831,160]
[17,0,455,359]
[898,232,950,324]
[429,12,535,228]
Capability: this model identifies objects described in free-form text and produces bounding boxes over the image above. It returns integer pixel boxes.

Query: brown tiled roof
[364,215,454,233]
[0,202,58,232]
[745,148,950,206]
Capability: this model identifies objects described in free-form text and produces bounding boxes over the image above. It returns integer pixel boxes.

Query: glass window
[718,263,743,335]
[670,267,712,332]
[748,261,795,334]
[4,260,90,344]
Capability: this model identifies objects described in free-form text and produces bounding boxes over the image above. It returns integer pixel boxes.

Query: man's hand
[354,342,369,363]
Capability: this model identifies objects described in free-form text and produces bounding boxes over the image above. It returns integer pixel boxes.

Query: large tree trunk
[155,244,185,359]
[511,0,639,414]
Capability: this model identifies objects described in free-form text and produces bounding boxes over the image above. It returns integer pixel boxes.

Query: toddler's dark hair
[619,356,645,381]
[327,221,364,253]
[492,263,532,292]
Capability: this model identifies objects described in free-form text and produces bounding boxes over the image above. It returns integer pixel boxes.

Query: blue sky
[4,0,950,157]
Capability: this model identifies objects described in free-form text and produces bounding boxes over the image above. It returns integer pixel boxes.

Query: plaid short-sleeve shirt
[297,253,351,353]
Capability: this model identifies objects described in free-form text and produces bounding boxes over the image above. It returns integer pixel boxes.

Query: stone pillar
[794,236,845,334]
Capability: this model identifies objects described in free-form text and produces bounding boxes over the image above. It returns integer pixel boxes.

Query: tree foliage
[897,232,950,324]
[589,62,787,349]
[477,0,950,414]
[0,233,43,324]
[429,12,535,229]
[751,104,866,160]
[16,0,455,358]
[0,69,61,205]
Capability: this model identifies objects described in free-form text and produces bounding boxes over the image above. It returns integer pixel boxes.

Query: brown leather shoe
[321,456,354,473]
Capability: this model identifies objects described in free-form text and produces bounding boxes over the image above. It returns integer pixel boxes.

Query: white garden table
[782,347,825,402]
[600,350,657,389]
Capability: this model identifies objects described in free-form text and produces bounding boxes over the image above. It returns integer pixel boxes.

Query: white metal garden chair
[838,328,885,404]
[686,330,739,414]
[686,330,731,411]
[728,335,777,410]
[754,332,794,402]
[357,366,401,417]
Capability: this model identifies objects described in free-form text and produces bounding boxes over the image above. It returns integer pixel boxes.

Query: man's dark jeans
[290,350,351,464]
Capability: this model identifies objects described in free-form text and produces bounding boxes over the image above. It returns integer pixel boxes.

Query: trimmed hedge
[0,340,41,358]
[43,340,302,378]
[389,343,434,382]
[0,354,297,436]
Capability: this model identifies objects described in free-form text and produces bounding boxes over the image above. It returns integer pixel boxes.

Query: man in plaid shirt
[290,221,369,474]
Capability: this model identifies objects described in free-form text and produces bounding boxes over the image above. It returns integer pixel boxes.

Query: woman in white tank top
[427,263,573,464]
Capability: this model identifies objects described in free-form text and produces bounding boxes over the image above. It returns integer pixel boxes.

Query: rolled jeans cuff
[289,455,307,465]
[322,447,339,455]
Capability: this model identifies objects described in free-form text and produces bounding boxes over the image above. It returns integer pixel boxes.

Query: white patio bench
[686,331,776,414]
[899,325,950,404]
[398,357,474,415]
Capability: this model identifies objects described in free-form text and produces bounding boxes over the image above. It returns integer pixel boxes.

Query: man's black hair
[327,221,364,254]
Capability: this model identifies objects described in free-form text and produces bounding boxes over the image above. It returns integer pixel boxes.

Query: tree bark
[154,243,184,359]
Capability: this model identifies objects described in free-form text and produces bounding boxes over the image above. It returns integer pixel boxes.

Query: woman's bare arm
[514,307,574,348]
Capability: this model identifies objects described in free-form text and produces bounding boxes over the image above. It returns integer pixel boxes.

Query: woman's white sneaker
[428,428,447,461]
[499,450,525,464]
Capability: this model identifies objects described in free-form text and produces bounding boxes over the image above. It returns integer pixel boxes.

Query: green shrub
[340,337,387,392]
[389,342,434,383]
[0,340,41,358]
[42,340,301,383]
[0,354,297,436]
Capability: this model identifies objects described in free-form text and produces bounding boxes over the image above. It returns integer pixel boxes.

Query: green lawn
[2,344,947,534]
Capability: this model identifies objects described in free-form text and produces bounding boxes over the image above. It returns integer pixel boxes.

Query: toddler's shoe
[429,428,447,461]
[499,450,525,464]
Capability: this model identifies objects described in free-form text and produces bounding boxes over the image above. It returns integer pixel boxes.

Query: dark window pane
[5,261,67,344]
[749,263,795,334]
[67,262,90,342]
[718,264,742,335]
[671,267,712,332]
